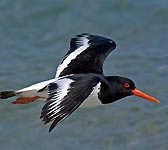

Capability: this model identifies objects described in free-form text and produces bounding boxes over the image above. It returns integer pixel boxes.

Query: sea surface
[0,0,168,150]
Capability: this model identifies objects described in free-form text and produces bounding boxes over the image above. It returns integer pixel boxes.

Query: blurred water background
[0,0,168,150]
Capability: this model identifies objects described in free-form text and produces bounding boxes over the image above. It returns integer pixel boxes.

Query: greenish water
[0,0,168,150]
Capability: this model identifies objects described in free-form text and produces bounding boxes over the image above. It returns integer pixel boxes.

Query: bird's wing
[55,33,116,78]
[40,74,100,132]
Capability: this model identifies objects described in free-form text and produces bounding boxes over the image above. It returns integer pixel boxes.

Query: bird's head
[99,76,160,104]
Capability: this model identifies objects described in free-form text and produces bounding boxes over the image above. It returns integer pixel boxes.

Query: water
[0,0,168,149]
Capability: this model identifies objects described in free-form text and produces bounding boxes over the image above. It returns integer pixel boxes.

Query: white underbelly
[81,82,102,107]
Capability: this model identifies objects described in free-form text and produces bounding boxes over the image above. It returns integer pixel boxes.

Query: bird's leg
[12,96,41,104]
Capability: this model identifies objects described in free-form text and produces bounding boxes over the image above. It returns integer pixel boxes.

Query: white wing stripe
[47,107,61,116]
[47,78,74,115]
[54,78,74,102]
[55,37,90,78]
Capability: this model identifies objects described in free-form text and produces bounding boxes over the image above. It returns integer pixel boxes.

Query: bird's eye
[124,82,130,88]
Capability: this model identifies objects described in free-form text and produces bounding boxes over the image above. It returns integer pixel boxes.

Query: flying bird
[0,33,159,132]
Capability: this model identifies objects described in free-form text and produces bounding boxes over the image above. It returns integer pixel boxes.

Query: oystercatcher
[0,33,159,132]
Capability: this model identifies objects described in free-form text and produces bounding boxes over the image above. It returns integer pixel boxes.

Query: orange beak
[132,88,160,103]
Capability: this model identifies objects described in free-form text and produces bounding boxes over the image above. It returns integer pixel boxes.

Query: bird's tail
[0,91,16,99]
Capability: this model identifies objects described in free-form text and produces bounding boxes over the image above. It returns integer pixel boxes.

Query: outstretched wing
[40,74,100,132]
[55,33,116,78]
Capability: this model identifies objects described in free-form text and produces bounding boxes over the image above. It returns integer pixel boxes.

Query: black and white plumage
[40,74,101,132]
[55,33,116,78]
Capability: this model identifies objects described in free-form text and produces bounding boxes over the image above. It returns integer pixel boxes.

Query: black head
[98,76,159,104]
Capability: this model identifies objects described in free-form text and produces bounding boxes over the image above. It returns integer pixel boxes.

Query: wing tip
[75,33,116,49]
[48,119,60,132]
[76,33,90,37]
[49,125,54,132]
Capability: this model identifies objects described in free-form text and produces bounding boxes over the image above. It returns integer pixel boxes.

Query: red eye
[124,83,130,88]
